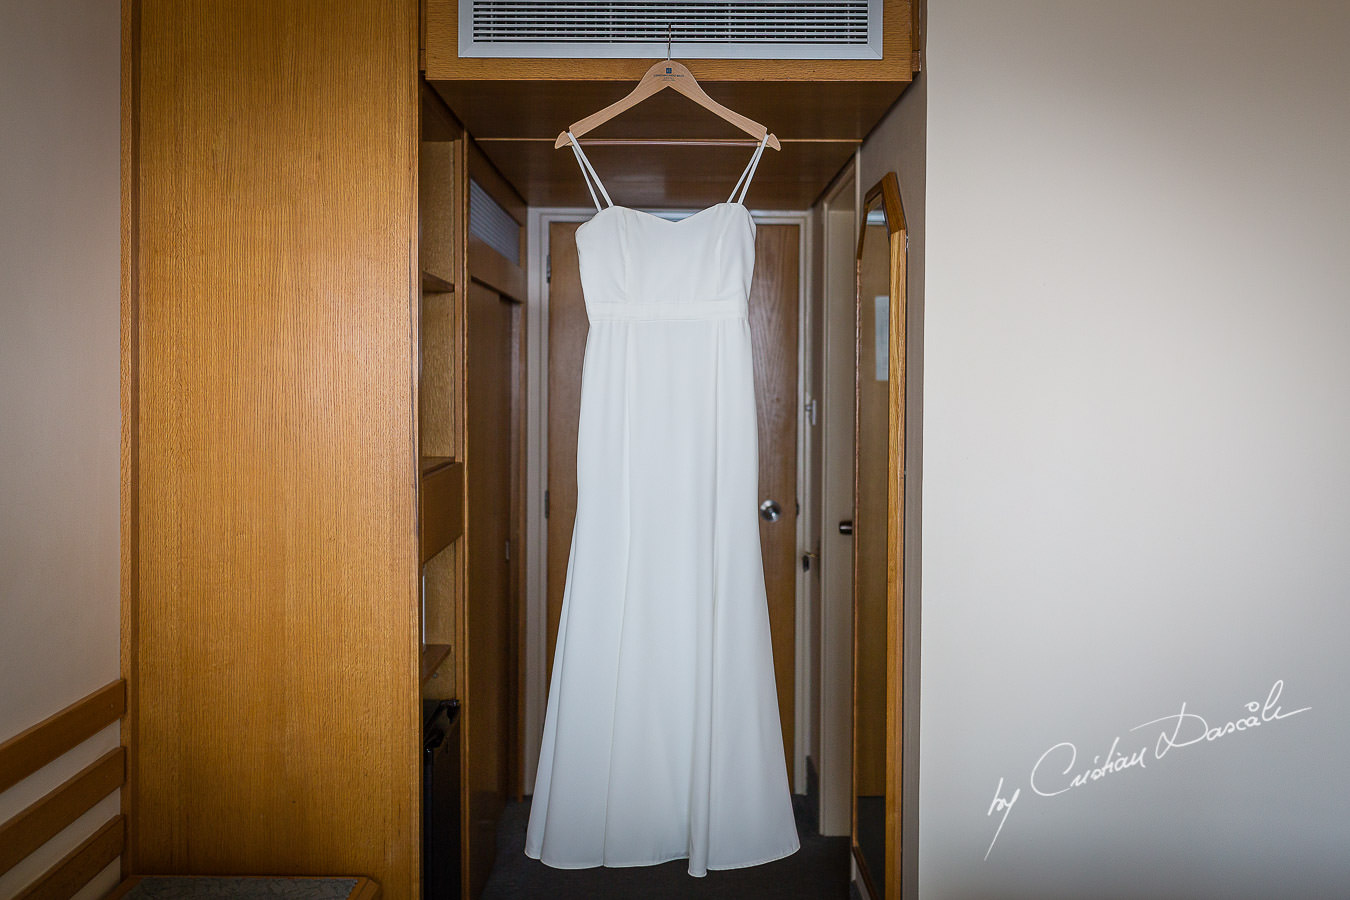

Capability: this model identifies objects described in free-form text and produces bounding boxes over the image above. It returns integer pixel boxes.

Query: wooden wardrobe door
[124,2,420,895]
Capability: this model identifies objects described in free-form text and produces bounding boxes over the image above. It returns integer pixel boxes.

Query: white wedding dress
[524,132,799,877]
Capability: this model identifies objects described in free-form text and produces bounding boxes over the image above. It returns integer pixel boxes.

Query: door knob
[759,500,782,522]
[839,520,853,535]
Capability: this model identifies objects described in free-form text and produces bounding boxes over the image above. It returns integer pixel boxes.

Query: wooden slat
[15,814,124,900]
[0,748,125,875]
[0,681,125,795]
[420,458,464,564]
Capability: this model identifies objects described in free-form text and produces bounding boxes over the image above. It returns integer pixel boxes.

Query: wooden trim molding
[14,815,124,900]
[852,170,907,900]
[0,748,125,875]
[0,681,125,795]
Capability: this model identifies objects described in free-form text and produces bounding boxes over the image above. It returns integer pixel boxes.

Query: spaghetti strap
[728,133,770,205]
[567,131,613,212]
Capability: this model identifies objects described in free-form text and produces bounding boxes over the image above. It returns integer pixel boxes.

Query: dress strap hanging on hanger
[728,133,770,205]
[566,131,614,212]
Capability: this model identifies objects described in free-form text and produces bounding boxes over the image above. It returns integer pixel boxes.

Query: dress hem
[524,840,801,878]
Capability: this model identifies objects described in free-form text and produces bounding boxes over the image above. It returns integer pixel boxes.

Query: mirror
[852,172,907,898]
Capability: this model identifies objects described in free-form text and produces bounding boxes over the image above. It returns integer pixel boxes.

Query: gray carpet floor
[482,795,850,899]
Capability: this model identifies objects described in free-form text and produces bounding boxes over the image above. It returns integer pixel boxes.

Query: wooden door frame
[522,206,812,794]
[816,155,860,837]
[851,172,907,900]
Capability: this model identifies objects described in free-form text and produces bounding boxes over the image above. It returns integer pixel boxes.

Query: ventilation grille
[460,0,883,59]
[470,179,521,265]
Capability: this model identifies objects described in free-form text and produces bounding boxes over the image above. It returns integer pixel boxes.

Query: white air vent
[470,178,521,265]
[459,0,883,59]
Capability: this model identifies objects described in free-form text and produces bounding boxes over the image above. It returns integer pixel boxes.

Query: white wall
[920,2,1350,896]
[0,2,121,897]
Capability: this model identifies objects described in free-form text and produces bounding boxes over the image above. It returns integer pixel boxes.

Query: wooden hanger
[554,28,780,151]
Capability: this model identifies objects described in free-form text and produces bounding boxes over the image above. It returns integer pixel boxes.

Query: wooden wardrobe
[122,2,914,898]
[122,1,522,896]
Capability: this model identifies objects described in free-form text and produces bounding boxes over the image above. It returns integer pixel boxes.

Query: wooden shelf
[421,455,454,475]
[421,643,452,687]
[420,134,457,287]
[420,457,464,565]
[422,269,453,293]
[419,288,457,459]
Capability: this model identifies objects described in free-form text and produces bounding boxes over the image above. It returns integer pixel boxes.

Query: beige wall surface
[0,1,122,897]
[920,2,1350,897]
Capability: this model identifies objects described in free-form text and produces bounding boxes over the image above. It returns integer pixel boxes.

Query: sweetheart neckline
[582,201,754,229]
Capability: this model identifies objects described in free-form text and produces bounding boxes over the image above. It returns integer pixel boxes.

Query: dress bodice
[575,203,756,322]
[564,129,769,323]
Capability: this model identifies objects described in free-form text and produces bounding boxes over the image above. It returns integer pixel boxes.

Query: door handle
[759,500,782,522]
[839,520,853,535]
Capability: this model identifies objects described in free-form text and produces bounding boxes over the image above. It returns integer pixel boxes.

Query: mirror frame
[852,171,907,899]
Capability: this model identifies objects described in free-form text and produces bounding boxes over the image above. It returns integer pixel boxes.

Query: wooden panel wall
[123,2,421,896]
